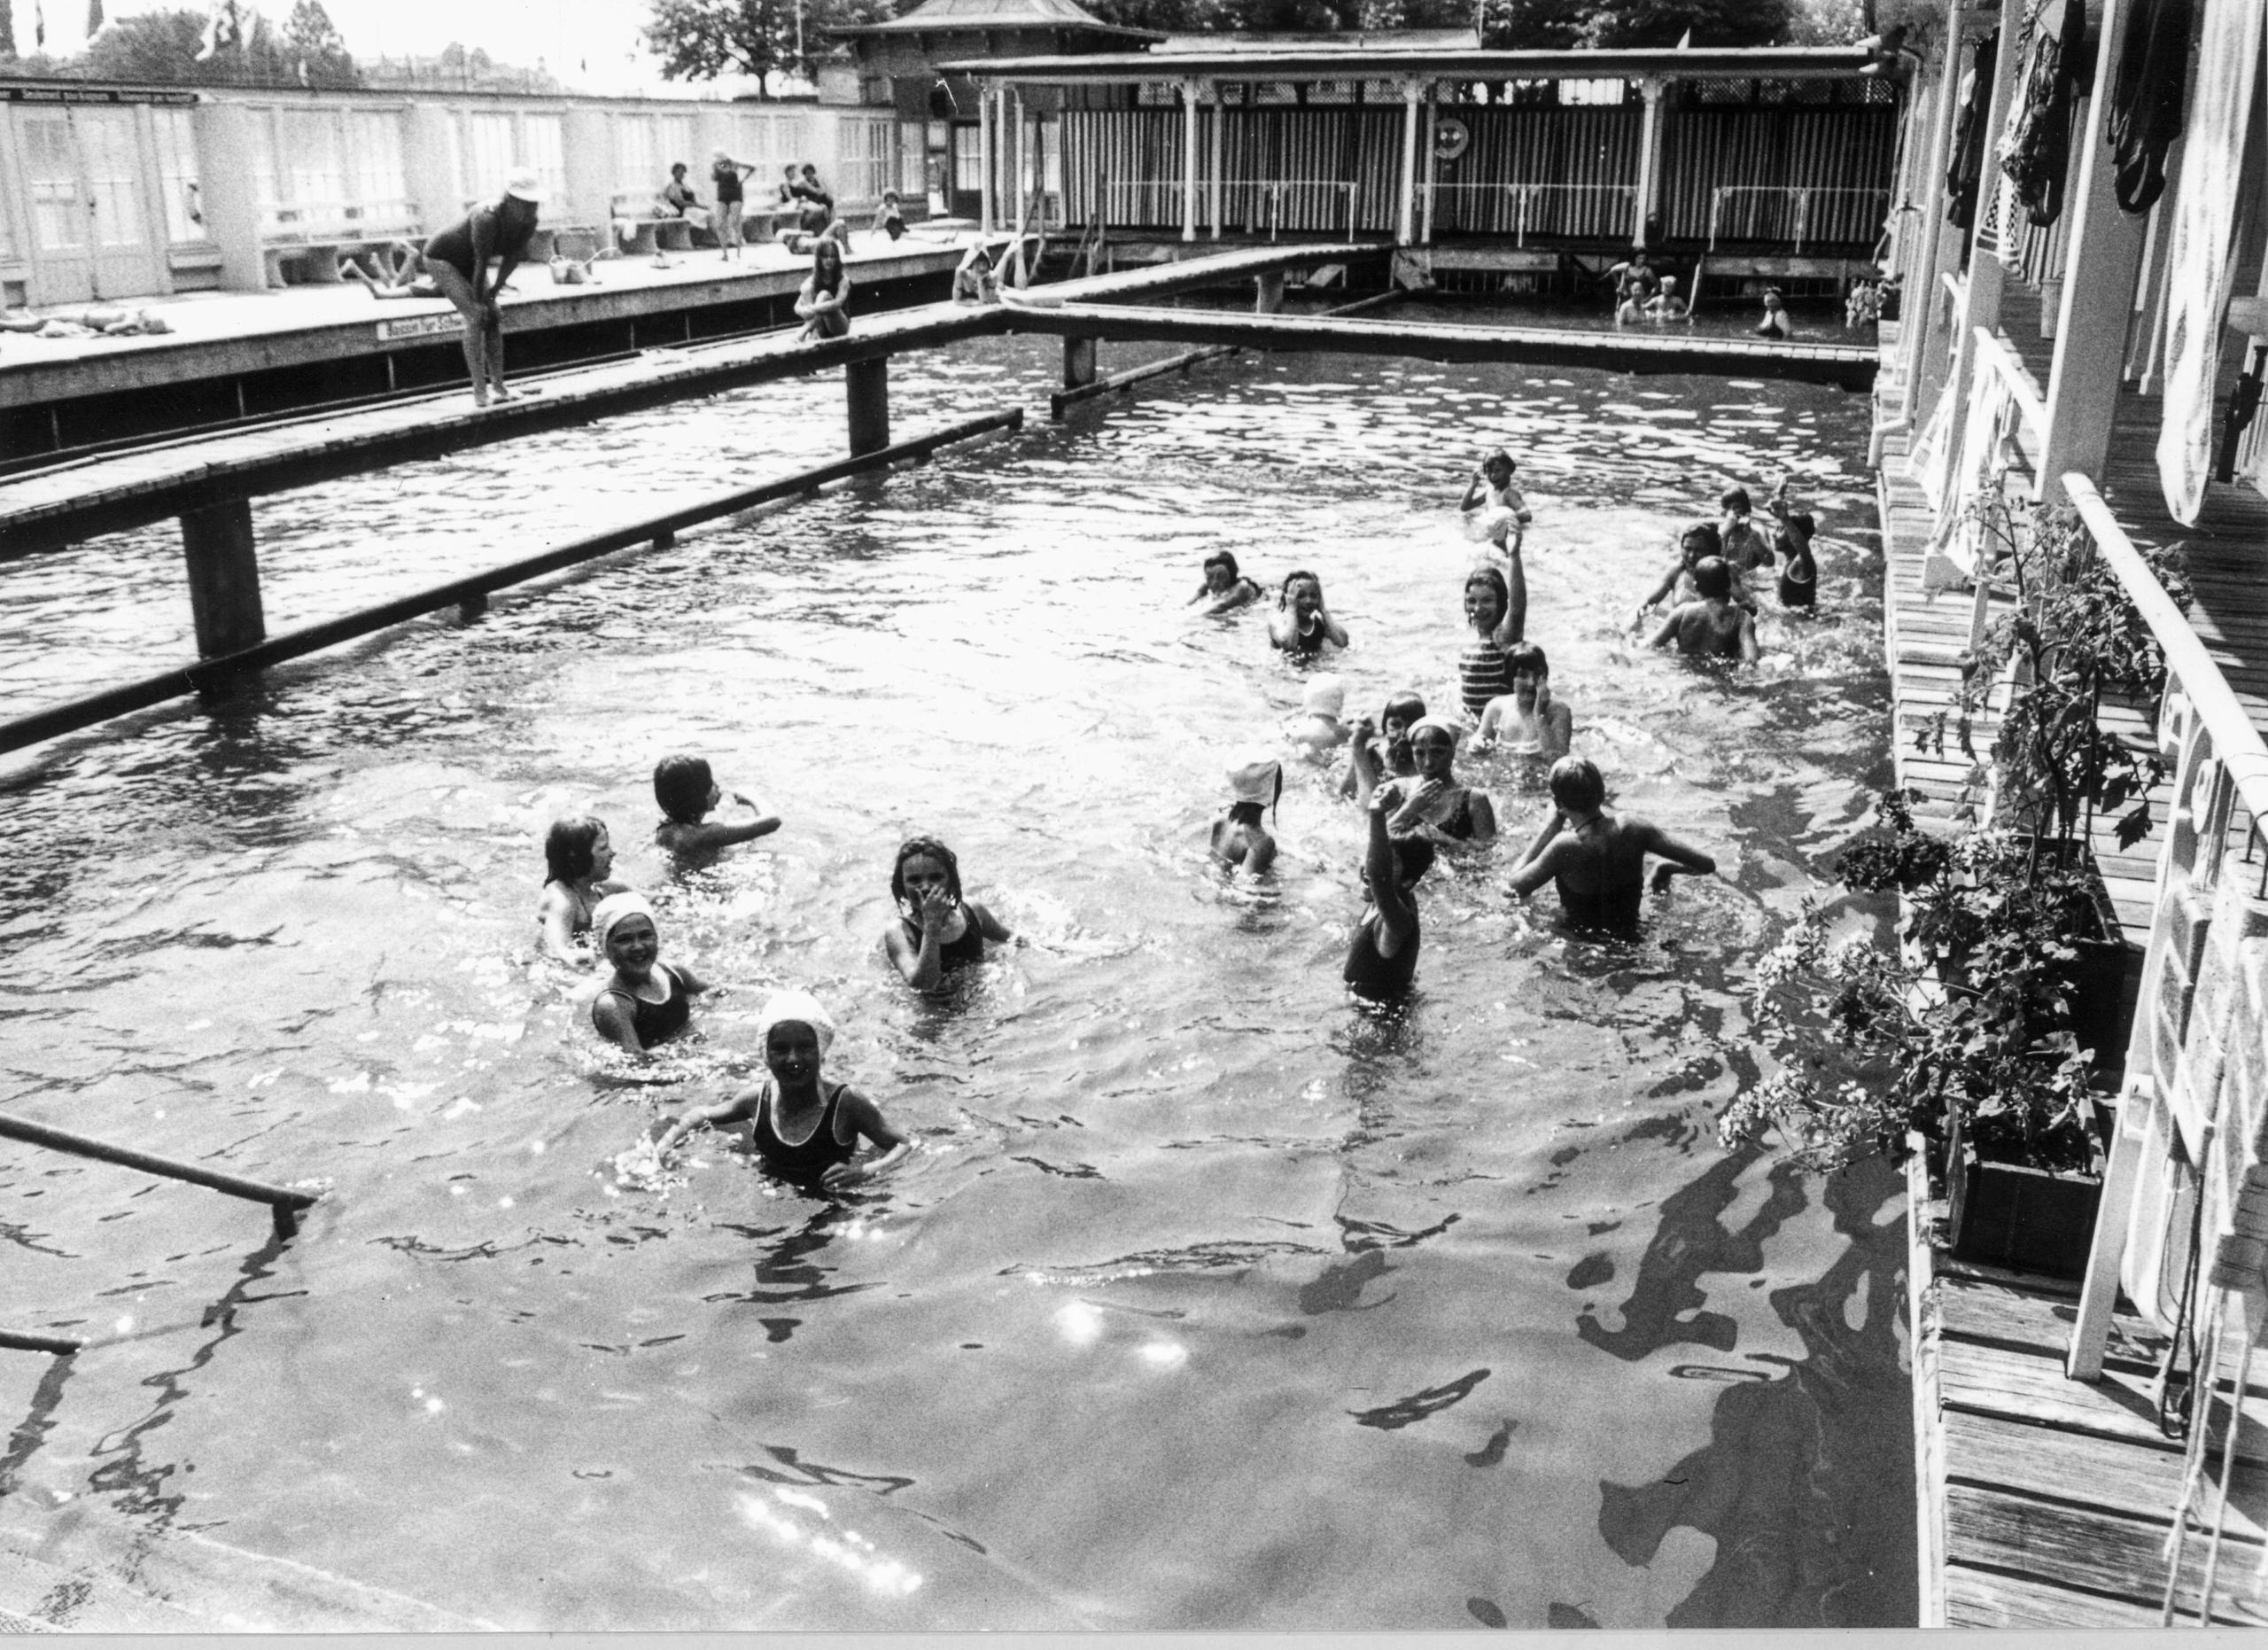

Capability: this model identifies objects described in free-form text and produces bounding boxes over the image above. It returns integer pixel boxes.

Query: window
[280,108,345,225]
[521,114,566,207]
[657,113,696,180]
[464,111,517,203]
[21,116,83,252]
[613,114,658,193]
[346,110,409,230]
[152,105,206,245]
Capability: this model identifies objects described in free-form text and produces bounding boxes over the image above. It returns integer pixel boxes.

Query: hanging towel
[2108,0,2196,214]
[1925,362,2019,591]
[1945,32,2000,230]
[2155,0,2264,524]
[2000,0,2090,228]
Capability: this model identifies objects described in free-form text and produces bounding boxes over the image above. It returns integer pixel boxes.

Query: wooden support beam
[845,358,890,456]
[180,496,265,661]
[980,87,996,236]
[2039,0,2149,505]
[1634,75,1667,251]
[1208,99,1223,242]
[1396,81,1422,247]
[1063,335,1098,388]
[1255,270,1285,314]
[0,1109,319,1231]
[0,1328,83,1356]
[1419,84,1439,245]
[1181,80,1200,245]
[1907,0,1984,424]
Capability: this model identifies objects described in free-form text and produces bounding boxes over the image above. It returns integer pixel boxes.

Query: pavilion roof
[941,43,1882,82]
[837,0,1163,41]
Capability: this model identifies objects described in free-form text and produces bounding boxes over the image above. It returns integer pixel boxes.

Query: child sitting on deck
[653,753,781,856]
[874,190,907,242]
[1754,287,1791,339]
[654,990,910,1190]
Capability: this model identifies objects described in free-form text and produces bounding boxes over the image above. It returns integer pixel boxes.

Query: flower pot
[2015,834,2140,1074]
[1942,1108,2103,1280]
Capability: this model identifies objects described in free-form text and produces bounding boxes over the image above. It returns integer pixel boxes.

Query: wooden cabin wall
[1657,101,1900,247]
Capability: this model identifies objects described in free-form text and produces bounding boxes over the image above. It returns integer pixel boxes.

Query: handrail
[2063,473,2268,821]
[1972,324,2047,438]
[0,1110,319,1239]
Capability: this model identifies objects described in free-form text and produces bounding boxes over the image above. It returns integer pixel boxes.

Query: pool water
[0,321,1915,1631]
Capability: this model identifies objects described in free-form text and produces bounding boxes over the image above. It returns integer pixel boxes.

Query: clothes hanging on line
[2108,0,2196,214]
[2000,0,2092,228]
[1945,31,2000,231]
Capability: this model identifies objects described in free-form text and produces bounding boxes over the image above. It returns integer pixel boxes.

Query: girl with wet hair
[1632,521,1726,627]
[1268,570,1348,658]
[1456,556,1527,720]
[885,837,1013,992]
[1342,689,1428,801]
[1189,550,1264,614]
[1476,642,1575,759]
[538,814,627,961]
[796,240,852,341]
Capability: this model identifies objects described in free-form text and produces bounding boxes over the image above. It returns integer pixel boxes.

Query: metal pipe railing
[0,1110,320,1239]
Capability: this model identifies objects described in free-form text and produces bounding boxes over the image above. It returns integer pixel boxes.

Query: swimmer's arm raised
[1348,718,1384,806]
[1364,799,1418,954]
[1501,541,1527,648]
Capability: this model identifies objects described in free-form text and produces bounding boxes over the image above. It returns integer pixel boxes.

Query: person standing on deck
[711,150,757,259]
[423,169,542,408]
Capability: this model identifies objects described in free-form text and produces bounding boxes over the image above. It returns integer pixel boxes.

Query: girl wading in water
[884,837,1013,992]
[589,893,711,1053]
[656,991,910,1191]
[537,815,626,961]
[1269,571,1348,658]
[423,169,542,406]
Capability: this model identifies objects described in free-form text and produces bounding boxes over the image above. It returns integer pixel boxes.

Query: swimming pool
[0,319,1915,1630]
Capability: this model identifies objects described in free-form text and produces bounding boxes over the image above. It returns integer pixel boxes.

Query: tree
[282,0,358,85]
[646,0,900,94]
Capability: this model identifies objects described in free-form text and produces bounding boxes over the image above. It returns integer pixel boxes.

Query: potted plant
[1727,790,2102,1276]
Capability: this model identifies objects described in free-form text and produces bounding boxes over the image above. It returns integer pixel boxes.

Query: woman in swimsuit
[1376,716,1496,845]
[1506,757,1717,933]
[1268,571,1348,658]
[1770,492,1820,611]
[1189,550,1265,615]
[711,150,756,259]
[1475,642,1574,759]
[796,240,852,341]
[655,990,909,1191]
[1341,689,1428,800]
[1211,755,1282,875]
[1456,559,1527,722]
[884,837,1012,992]
[589,893,710,1053]
[1344,787,1436,1003]
[422,170,541,407]
[538,815,626,961]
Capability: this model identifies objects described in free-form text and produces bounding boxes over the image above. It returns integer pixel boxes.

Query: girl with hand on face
[1375,716,1496,845]
[1474,642,1574,759]
[589,893,711,1053]
[1341,689,1428,800]
[883,837,1013,992]
[653,990,910,1192]
[1268,570,1348,658]
[538,815,628,961]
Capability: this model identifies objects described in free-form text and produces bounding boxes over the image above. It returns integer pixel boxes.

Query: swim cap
[1409,716,1460,751]
[1228,754,1284,806]
[1303,675,1347,719]
[591,891,656,950]
[755,989,837,1057]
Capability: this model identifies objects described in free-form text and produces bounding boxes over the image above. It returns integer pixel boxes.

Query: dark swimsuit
[712,164,744,205]
[752,1081,857,1182]
[423,206,535,283]
[1556,876,1644,933]
[597,962,692,1047]
[1779,559,1818,609]
[902,915,987,973]
[1287,618,1329,658]
[1343,912,1418,1000]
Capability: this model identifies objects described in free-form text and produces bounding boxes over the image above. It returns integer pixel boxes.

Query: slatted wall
[1060,106,1403,235]
[1432,105,1643,237]
[1658,103,1899,246]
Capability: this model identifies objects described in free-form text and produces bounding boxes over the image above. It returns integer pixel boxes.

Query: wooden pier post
[1063,336,1098,388]
[1254,270,1285,315]
[981,88,997,236]
[846,358,890,456]
[2038,0,2148,505]
[180,497,266,660]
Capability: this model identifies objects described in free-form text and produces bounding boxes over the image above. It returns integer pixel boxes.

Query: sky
[17,0,710,94]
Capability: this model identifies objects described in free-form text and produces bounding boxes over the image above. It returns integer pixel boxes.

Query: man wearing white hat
[422,167,544,407]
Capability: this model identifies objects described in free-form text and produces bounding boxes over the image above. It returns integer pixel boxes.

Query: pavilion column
[1208,92,1223,241]
[2039,0,2151,505]
[1922,9,2025,467]
[1895,4,1973,425]
[979,85,996,235]
[1181,79,1200,245]
[1396,80,1421,247]
[1419,82,1439,245]
[1633,75,1666,250]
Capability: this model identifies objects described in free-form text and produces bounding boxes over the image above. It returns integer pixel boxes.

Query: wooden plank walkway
[1884,292,2268,1628]
[1909,1152,2268,1627]
[0,243,1380,560]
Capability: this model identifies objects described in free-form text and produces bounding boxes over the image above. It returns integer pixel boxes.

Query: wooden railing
[2061,472,2268,1622]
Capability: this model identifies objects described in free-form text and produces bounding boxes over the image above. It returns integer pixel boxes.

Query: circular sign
[1434,117,1472,162]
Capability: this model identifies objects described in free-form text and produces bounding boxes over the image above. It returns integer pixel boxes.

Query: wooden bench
[610,192,715,254]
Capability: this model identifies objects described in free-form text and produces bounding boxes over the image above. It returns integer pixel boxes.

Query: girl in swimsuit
[1376,716,1496,845]
[1633,523,1725,628]
[1189,549,1265,615]
[1268,571,1348,658]
[589,893,711,1053]
[884,837,1013,992]
[1456,560,1527,721]
[538,815,628,961]
[1341,689,1427,800]
[1211,755,1282,875]
[655,990,909,1191]
[796,240,852,341]
[1343,791,1435,1003]
[1768,486,1820,611]
[1476,642,1574,759]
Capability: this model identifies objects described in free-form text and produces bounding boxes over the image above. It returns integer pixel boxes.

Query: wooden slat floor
[1880,318,2268,1628]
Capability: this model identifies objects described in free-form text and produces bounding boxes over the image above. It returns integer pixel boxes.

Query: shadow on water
[703,1205,881,1343]
[1589,1155,1915,1627]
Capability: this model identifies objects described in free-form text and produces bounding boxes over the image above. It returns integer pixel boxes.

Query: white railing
[2061,472,2268,1623]
[260,198,420,244]
[1424,181,1636,245]
[1099,177,1363,241]
[1707,185,1891,254]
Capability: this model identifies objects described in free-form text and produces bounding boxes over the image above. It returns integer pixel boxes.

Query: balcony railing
[1706,185,1890,254]
[1424,181,1637,245]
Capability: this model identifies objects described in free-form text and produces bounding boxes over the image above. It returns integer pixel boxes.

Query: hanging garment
[2000,0,2090,228]
[2156,0,2265,524]
[2108,0,2196,214]
[1945,32,2000,230]
[1925,363,2021,591]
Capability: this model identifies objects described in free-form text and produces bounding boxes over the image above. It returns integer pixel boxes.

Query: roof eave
[938,45,1880,81]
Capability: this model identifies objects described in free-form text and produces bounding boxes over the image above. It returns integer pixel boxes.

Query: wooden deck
[1882,300,2268,1628]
